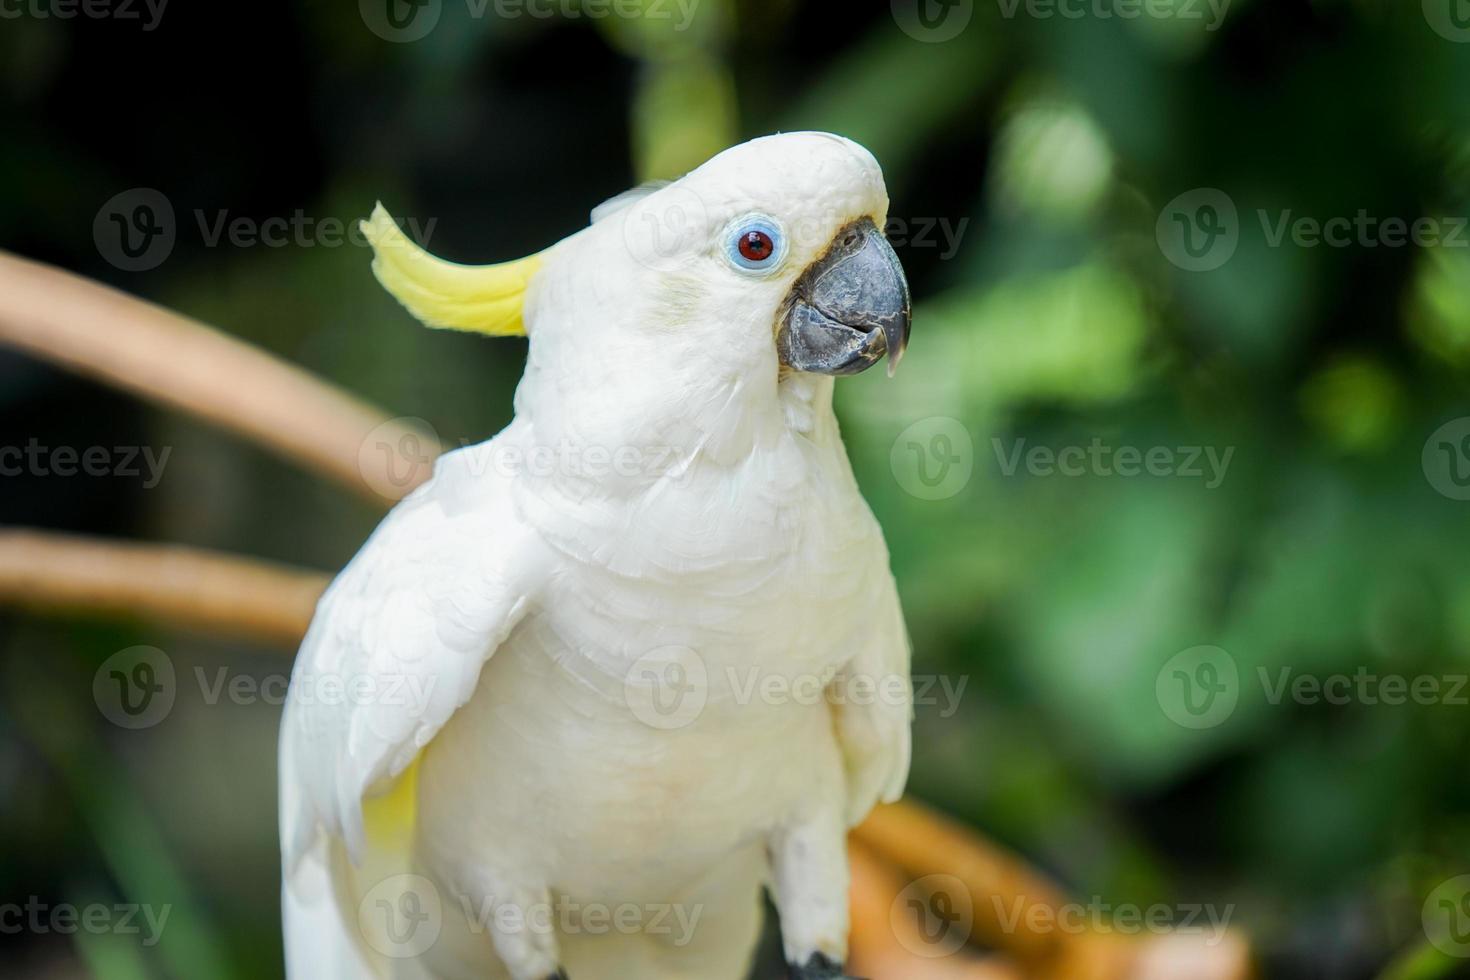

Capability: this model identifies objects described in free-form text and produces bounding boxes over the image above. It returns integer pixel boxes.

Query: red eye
[738,230,775,262]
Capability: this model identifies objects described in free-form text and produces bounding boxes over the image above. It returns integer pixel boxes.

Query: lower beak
[776,217,911,377]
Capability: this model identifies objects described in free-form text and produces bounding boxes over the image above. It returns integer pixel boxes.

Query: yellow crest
[361,203,542,337]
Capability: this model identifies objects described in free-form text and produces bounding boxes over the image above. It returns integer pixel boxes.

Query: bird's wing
[279,438,543,871]
[831,543,913,827]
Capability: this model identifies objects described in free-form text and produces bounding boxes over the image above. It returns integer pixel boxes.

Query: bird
[278,131,914,980]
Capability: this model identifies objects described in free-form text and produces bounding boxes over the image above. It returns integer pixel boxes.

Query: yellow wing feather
[362,203,542,337]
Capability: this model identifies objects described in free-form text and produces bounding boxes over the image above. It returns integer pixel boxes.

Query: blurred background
[5,0,1470,977]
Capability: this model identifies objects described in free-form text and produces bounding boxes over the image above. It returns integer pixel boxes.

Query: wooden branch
[850,837,1023,980]
[0,528,328,647]
[854,799,1072,968]
[0,250,440,503]
[854,800,1254,980]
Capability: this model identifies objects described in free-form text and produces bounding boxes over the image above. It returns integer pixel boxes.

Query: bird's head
[604,132,911,378]
[363,133,910,425]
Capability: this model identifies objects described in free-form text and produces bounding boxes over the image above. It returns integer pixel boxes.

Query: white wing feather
[280,438,543,871]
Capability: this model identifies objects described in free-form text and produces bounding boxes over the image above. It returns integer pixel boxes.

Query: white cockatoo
[279,132,913,980]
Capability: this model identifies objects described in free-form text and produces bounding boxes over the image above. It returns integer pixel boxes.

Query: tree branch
[0,250,439,502]
[853,799,1071,968]
[849,837,1023,979]
[854,800,1254,980]
[0,528,327,647]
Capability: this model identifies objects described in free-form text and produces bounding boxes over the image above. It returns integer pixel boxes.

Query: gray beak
[776,217,911,377]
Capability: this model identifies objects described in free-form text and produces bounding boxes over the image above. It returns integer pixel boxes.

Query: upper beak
[776,217,911,377]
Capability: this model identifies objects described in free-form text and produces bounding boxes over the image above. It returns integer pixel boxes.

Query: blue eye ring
[724,215,787,274]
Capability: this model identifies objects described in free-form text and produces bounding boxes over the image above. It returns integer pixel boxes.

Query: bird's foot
[789,952,865,980]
